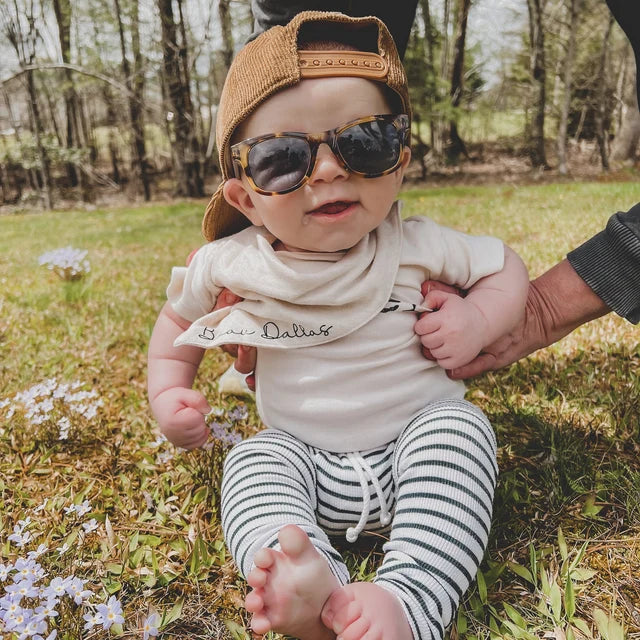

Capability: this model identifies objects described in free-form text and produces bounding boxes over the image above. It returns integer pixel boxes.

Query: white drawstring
[345,452,392,543]
[358,455,392,527]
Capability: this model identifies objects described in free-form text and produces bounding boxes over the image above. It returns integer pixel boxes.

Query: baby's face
[223,76,410,253]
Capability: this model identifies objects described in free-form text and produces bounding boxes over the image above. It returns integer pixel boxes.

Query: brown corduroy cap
[202,10,411,242]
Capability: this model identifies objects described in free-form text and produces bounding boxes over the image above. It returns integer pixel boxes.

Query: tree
[158,0,204,197]
[418,0,437,152]
[52,0,92,199]
[556,0,581,175]
[1,0,53,209]
[114,0,151,200]
[446,0,471,163]
[594,13,615,170]
[526,0,548,168]
[610,44,640,163]
[218,0,234,72]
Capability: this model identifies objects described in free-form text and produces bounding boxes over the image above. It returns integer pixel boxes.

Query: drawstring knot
[345,452,392,542]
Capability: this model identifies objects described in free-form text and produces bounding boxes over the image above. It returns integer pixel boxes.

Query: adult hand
[440,260,610,379]
[187,249,257,390]
[212,290,257,390]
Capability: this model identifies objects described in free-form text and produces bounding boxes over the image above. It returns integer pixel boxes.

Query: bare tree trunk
[419,0,437,151]
[447,0,471,163]
[430,0,451,158]
[218,0,234,72]
[595,13,614,171]
[1,86,27,201]
[556,0,580,175]
[42,79,62,146]
[114,0,151,200]
[2,1,54,208]
[526,0,548,168]
[27,69,53,209]
[158,0,204,197]
[613,49,628,134]
[130,0,149,196]
[611,46,640,163]
[102,86,121,184]
[52,0,77,186]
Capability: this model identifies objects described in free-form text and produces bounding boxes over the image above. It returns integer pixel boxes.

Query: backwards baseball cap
[202,11,411,242]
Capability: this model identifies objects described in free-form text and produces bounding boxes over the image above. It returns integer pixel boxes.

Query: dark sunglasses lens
[337,119,402,175]
[248,137,310,192]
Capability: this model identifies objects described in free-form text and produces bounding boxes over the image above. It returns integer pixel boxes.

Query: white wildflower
[38,246,90,280]
[142,612,161,639]
[82,519,99,533]
[95,596,124,630]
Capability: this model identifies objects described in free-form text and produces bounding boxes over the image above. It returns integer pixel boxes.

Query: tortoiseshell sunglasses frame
[230,114,410,196]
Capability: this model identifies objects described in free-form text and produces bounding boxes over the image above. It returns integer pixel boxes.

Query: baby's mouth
[309,201,355,215]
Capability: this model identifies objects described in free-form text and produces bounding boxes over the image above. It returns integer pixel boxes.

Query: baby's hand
[414,289,487,370]
[152,387,211,449]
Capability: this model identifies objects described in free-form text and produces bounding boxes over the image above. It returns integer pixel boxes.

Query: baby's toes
[253,546,277,569]
[246,566,268,589]
[250,611,273,635]
[244,588,265,613]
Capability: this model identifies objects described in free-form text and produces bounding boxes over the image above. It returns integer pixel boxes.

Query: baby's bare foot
[321,582,413,640]
[245,524,339,640]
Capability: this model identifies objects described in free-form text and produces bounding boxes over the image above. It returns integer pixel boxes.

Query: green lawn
[1,181,639,639]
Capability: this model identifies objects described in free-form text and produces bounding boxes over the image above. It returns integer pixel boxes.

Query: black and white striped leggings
[221,399,497,640]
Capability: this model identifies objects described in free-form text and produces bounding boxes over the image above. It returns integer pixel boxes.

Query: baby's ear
[401,146,411,169]
[223,179,264,227]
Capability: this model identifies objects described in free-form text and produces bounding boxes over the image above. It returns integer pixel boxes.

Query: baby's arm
[414,246,529,370]
[148,302,210,449]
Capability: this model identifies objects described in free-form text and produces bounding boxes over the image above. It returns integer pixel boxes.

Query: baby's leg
[323,400,498,640]
[221,430,349,639]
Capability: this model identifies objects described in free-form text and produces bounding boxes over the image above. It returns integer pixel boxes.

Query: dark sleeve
[567,202,640,323]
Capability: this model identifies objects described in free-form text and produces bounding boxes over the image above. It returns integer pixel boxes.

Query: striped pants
[221,399,497,640]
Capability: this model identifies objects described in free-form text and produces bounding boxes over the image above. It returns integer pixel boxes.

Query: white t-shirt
[168,205,503,452]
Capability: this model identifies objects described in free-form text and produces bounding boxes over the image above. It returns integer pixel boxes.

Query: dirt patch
[405,139,640,187]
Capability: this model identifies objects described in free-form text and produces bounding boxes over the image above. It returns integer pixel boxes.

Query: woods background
[0,0,638,210]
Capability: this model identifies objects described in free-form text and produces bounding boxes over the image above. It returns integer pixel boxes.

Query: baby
[148,11,528,640]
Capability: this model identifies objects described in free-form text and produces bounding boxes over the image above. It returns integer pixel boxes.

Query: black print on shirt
[261,321,333,340]
[382,297,418,313]
[197,327,256,340]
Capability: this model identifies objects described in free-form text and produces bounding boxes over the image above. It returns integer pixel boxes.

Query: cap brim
[202,182,251,242]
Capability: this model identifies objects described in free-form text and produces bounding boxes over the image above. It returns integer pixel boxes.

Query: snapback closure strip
[299,50,388,80]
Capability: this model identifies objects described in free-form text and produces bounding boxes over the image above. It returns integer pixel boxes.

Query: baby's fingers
[180,389,211,415]
[414,312,441,337]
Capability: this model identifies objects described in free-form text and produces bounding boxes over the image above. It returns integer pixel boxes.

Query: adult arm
[567,203,640,323]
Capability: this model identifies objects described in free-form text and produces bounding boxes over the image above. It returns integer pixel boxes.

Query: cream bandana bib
[171,203,419,350]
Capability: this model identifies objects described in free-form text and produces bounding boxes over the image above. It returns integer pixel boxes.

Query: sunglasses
[230,114,410,195]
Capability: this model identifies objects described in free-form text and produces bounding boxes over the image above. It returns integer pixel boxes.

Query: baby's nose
[309,144,348,183]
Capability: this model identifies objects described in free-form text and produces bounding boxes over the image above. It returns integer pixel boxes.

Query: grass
[1,180,640,639]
